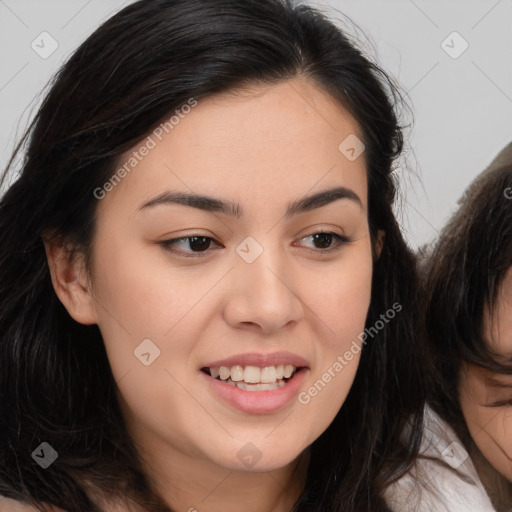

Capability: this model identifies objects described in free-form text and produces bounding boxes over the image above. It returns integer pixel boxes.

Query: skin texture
[44,75,376,512]
[459,267,512,484]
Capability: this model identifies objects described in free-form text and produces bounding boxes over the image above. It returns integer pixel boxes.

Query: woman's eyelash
[160,235,220,257]
[487,399,512,408]
[159,232,352,258]
[298,232,353,252]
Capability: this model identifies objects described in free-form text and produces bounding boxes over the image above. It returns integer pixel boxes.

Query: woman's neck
[140,440,311,512]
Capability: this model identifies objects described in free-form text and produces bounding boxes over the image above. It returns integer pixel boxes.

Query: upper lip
[203,351,310,369]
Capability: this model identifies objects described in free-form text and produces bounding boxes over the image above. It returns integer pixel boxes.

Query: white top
[384,405,496,512]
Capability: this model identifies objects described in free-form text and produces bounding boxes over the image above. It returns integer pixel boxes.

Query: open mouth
[201,364,301,391]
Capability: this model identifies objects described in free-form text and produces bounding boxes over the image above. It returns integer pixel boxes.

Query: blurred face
[459,268,512,482]
[88,75,373,477]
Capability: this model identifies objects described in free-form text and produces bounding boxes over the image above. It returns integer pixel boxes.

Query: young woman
[422,142,512,511]
[0,0,428,510]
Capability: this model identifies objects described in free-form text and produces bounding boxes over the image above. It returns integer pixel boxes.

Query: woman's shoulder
[384,404,497,512]
[0,496,66,512]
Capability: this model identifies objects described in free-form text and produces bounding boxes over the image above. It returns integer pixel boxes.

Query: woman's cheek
[460,380,512,482]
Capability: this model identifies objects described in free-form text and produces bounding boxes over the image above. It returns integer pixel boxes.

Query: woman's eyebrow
[136,186,363,217]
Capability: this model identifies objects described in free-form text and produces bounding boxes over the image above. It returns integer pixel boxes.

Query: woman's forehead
[97,77,368,219]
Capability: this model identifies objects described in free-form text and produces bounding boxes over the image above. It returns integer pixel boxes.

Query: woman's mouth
[201,364,299,391]
[200,363,308,414]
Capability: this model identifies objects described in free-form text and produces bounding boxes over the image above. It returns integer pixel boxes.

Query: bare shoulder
[0,496,66,512]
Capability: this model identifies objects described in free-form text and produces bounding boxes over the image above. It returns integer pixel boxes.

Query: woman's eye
[298,232,352,252]
[487,398,512,408]
[159,231,351,258]
[160,236,221,257]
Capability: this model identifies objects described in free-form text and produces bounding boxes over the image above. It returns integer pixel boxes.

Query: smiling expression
[76,75,374,474]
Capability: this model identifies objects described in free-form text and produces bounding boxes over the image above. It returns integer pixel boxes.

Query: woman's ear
[43,236,98,325]
[375,229,385,259]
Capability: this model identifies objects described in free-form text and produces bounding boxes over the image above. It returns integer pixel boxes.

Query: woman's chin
[203,442,308,473]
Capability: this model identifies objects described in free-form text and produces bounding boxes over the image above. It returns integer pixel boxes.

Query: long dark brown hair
[0,1,424,510]
[423,142,512,510]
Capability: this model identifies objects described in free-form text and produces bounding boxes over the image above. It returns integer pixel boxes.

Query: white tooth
[258,382,279,391]
[236,381,260,391]
[244,365,261,383]
[219,366,230,380]
[230,365,244,382]
[210,367,220,378]
[260,366,277,383]
[283,364,294,378]
[255,382,280,391]
[276,364,284,379]
[235,381,283,391]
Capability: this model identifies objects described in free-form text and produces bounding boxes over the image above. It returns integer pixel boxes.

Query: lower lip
[201,368,308,414]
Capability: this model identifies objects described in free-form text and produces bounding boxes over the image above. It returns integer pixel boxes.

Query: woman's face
[459,268,512,482]
[86,75,373,473]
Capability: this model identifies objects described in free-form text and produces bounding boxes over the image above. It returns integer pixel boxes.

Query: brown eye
[185,236,212,252]
[160,236,221,257]
[299,232,352,252]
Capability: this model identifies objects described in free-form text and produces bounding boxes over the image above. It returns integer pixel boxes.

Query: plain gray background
[1,0,511,250]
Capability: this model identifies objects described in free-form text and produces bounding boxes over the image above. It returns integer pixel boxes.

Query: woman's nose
[222,239,303,334]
